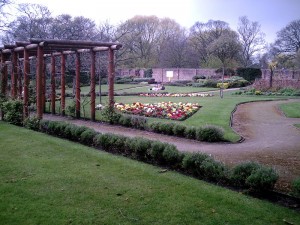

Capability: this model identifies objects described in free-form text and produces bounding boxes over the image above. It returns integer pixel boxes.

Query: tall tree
[3,3,52,43]
[0,0,11,31]
[188,20,230,67]
[237,16,266,67]
[209,30,241,97]
[273,19,300,54]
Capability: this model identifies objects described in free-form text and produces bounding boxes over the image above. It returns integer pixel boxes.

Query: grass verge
[279,102,300,118]
[1,122,300,225]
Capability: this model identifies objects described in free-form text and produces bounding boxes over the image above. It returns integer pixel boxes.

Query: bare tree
[3,3,52,43]
[237,16,266,67]
[188,20,230,67]
[0,0,12,31]
[273,19,300,54]
[209,30,242,98]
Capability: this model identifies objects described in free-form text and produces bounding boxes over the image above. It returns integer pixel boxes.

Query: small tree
[209,31,242,98]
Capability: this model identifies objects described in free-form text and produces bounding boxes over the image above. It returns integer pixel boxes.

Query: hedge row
[23,117,279,193]
[109,113,225,143]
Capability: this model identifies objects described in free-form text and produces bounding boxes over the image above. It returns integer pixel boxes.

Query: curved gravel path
[44,98,300,191]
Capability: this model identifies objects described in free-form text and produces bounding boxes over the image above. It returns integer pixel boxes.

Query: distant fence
[116,68,300,82]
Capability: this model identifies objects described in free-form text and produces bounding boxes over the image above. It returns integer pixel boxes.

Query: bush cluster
[23,118,279,193]
[231,162,278,191]
[291,177,300,197]
[1,100,23,125]
[148,122,224,142]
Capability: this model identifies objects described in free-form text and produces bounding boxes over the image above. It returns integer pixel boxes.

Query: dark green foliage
[231,162,261,187]
[71,126,89,141]
[182,153,211,176]
[130,115,147,129]
[162,145,183,168]
[231,162,278,191]
[159,123,175,135]
[173,124,186,137]
[144,68,153,78]
[246,167,278,191]
[148,121,161,132]
[63,124,77,139]
[202,79,218,88]
[200,158,227,181]
[66,101,76,117]
[100,106,121,124]
[115,76,134,84]
[80,129,97,145]
[118,114,132,127]
[149,141,168,163]
[23,116,41,131]
[39,120,50,133]
[291,177,300,197]
[236,68,262,82]
[184,126,197,139]
[127,137,152,160]
[196,125,224,142]
[2,100,23,125]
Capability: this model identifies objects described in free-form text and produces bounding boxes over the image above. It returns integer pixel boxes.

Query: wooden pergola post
[90,50,96,121]
[42,56,46,112]
[108,48,115,108]
[75,51,81,118]
[17,55,22,99]
[11,51,18,99]
[51,54,56,114]
[36,45,44,119]
[0,53,8,120]
[61,54,66,116]
[23,48,30,119]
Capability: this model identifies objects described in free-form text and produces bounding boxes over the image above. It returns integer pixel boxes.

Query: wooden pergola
[0,39,122,120]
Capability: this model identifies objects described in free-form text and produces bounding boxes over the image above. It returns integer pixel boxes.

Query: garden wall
[116,68,300,83]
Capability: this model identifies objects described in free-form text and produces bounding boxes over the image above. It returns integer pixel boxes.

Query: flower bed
[139,93,214,97]
[115,102,201,120]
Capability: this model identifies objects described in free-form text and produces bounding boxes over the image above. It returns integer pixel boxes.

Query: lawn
[59,84,217,95]
[46,90,292,142]
[279,102,300,118]
[1,122,299,225]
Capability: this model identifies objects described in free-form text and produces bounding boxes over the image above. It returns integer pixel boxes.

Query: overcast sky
[11,0,300,43]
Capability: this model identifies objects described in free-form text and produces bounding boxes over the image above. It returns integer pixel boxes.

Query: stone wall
[261,69,300,80]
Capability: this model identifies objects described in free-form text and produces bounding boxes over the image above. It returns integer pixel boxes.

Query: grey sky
[12,0,300,43]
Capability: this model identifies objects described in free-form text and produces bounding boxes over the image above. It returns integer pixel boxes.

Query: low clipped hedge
[22,118,279,193]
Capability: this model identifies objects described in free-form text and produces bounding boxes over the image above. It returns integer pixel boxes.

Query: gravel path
[44,98,300,192]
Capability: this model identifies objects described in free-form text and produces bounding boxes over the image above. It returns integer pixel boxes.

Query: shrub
[129,137,152,160]
[182,152,211,176]
[291,177,300,197]
[71,126,89,141]
[162,145,183,168]
[173,124,186,137]
[148,122,161,133]
[159,123,175,135]
[149,141,168,163]
[203,79,218,88]
[200,158,227,181]
[236,68,262,82]
[245,167,278,191]
[217,83,229,89]
[184,126,197,139]
[80,129,97,145]
[39,120,50,133]
[130,115,147,130]
[144,68,153,78]
[118,114,132,127]
[23,116,40,131]
[231,162,261,187]
[100,106,121,124]
[63,124,77,139]
[2,100,23,126]
[196,125,224,142]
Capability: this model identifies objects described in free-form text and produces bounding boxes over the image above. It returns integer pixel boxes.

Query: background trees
[1,2,299,70]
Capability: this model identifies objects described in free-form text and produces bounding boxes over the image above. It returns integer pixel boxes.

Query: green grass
[60,84,217,95]
[295,124,300,129]
[1,122,300,225]
[45,91,294,142]
[279,102,300,118]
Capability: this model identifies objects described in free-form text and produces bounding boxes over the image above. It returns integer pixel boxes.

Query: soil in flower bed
[115,102,201,120]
